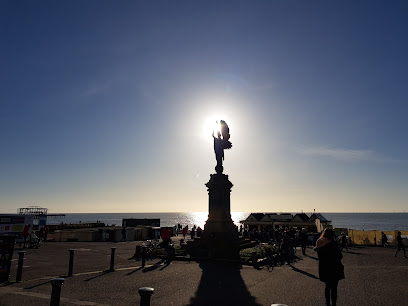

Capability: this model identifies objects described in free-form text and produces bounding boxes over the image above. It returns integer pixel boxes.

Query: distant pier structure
[18,206,65,220]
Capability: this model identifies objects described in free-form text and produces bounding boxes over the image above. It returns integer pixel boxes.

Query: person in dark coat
[197,227,203,238]
[121,226,127,242]
[381,232,389,247]
[340,233,348,252]
[394,231,407,258]
[315,228,345,306]
[300,228,308,255]
[39,227,44,242]
[22,224,31,248]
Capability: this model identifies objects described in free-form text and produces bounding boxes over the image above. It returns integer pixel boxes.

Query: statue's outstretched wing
[220,120,230,140]
[223,139,232,149]
[220,120,232,149]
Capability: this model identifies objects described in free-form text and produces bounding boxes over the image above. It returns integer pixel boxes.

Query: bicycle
[142,239,160,260]
[19,234,41,249]
[254,243,281,270]
[29,235,41,249]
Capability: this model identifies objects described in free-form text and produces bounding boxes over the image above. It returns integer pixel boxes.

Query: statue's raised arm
[213,120,232,174]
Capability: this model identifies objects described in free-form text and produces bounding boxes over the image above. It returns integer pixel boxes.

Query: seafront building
[241,212,331,233]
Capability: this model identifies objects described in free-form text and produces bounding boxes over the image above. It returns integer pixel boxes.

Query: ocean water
[47,212,247,229]
[323,213,408,231]
[46,212,408,231]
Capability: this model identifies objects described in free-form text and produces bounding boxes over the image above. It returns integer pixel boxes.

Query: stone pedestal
[204,174,236,233]
[194,173,240,260]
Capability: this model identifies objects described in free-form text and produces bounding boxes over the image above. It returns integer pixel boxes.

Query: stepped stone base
[186,173,241,260]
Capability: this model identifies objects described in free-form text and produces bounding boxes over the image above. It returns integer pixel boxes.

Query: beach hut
[309,213,331,233]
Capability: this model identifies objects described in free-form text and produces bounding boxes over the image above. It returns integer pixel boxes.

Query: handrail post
[68,249,75,277]
[16,251,25,282]
[50,278,65,306]
[139,287,154,306]
[110,247,116,272]
[141,245,147,268]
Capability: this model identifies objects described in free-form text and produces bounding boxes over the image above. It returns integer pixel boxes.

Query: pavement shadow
[159,262,171,270]
[142,259,165,273]
[24,280,51,289]
[289,263,319,280]
[304,254,319,261]
[189,262,261,306]
[84,271,109,282]
[343,250,367,256]
[125,267,143,276]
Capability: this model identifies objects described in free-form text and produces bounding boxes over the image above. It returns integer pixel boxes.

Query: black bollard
[50,278,64,306]
[67,249,75,277]
[139,287,154,306]
[251,251,258,269]
[110,247,116,272]
[141,245,146,268]
[16,251,25,282]
[167,244,174,263]
[135,245,141,259]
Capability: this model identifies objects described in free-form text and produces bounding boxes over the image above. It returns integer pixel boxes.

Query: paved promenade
[1,240,407,305]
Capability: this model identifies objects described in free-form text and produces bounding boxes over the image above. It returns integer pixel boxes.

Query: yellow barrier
[347,230,408,246]
[349,230,376,245]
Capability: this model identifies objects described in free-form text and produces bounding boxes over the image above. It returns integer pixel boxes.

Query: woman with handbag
[315,228,345,306]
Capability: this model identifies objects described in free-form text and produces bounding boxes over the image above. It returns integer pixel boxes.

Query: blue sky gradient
[1,1,408,213]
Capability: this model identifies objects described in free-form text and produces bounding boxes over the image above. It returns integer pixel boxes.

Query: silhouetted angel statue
[212,120,232,174]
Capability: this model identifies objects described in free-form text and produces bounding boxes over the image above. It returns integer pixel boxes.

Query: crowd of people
[239,226,309,254]
[173,223,203,239]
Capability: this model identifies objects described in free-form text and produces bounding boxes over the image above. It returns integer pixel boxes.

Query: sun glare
[190,212,208,228]
[203,117,218,140]
[203,116,230,140]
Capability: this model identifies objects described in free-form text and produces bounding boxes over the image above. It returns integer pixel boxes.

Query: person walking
[340,233,348,252]
[38,227,44,242]
[381,232,389,248]
[22,224,31,248]
[315,228,345,306]
[300,228,308,255]
[120,226,127,242]
[394,231,407,258]
[197,227,203,237]
[43,225,49,242]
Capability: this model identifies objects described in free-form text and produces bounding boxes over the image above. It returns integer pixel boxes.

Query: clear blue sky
[1,1,407,213]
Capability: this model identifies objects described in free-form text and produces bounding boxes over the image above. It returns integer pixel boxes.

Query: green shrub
[240,244,280,261]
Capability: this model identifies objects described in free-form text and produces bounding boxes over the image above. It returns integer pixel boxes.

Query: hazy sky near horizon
[1,1,408,213]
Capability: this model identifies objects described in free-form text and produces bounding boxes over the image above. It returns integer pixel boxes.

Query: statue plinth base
[188,173,240,260]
